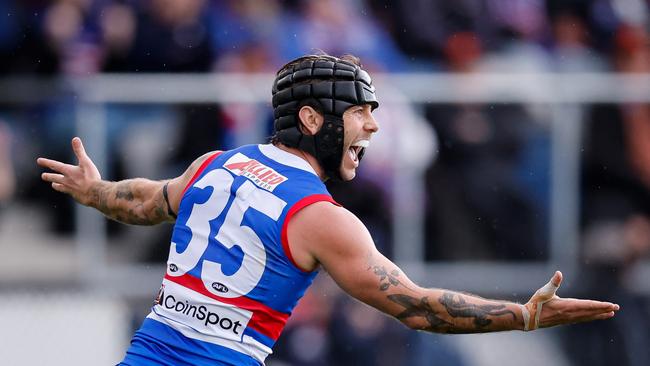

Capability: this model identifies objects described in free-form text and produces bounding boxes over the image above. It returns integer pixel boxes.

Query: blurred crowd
[1,0,650,365]
[0,0,647,75]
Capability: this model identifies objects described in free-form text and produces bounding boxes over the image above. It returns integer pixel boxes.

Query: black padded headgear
[272,55,379,180]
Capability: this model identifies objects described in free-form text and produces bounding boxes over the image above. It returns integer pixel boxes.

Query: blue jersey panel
[128,144,336,364]
[122,318,261,366]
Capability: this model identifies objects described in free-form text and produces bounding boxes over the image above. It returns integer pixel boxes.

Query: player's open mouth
[348,140,370,165]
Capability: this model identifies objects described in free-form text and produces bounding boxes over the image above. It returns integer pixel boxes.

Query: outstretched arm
[37,137,217,225]
[287,203,619,334]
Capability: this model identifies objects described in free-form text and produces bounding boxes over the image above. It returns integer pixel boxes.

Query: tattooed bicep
[370,265,405,291]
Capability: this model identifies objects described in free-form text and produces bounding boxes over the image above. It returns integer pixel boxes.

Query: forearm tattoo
[388,292,517,333]
[90,180,169,225]
[388,294,454,331]
[438,292,516,328]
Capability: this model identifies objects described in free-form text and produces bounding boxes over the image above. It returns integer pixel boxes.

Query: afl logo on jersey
[211,282,229,293]
[169,263,178,272]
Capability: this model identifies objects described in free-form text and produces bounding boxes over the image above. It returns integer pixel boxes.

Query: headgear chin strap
[272,55,379,180]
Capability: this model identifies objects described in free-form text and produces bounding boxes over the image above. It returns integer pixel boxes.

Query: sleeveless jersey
[121,144,337,366]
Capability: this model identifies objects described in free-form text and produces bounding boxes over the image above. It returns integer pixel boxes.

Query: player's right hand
[523,271,620,330]
[37,137,102,206]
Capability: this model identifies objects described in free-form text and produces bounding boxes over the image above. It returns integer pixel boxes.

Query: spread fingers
[41,172,66,184]
[36,157,75,174]
[574,311,616,323]
[51,182,70,194]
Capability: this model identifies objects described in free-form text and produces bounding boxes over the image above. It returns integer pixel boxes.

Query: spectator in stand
[278,0,410,71]
[100,0,213,73]
[207,0,284,71]
[367,0,497,69]
[0,0,60,75]
[96,0,220,259]
[206,0,283,150]
[99,1,137,72]
[423,31,548,261]
[546,3,607,73]
[570,23,650,366]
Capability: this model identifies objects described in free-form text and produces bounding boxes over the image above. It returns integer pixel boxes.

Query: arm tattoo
[91,183,111,214]
[90,180,170,225]
[439,292,516,328]
[115,187,135,201]
[388,294,453,331]
[371,265,403,291]
[388,291,516,333]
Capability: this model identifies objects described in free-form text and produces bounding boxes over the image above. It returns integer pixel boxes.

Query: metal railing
[2,73,649,297]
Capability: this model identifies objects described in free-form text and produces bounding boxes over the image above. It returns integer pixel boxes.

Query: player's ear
[297,106,323,136]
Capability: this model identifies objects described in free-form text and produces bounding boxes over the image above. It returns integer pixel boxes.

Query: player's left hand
[37,137,102,206]
[522,271,620,330]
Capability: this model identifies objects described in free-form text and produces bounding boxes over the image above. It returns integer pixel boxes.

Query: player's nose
[365,114,379,134]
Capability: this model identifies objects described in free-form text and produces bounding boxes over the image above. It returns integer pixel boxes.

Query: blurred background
[1,0,649,365]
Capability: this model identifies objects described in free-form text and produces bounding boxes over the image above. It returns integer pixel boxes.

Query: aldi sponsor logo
[224,153,287,192]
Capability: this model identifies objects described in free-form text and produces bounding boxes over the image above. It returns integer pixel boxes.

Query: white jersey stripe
[258,144,318,175]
